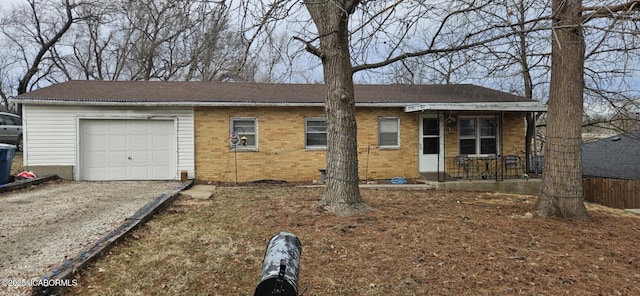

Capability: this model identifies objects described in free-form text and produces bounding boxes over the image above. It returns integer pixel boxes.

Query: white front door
[80,119,176,180]
[419,114,444,172]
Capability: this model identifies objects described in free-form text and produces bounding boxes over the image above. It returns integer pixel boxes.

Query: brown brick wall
[194,107,526,182]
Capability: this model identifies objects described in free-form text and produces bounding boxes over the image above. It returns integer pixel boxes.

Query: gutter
[11,98,411,108]
[405,102,548,112]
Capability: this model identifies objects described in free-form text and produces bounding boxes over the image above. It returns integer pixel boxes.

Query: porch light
[446,116,457,131]
[241,135,247,146]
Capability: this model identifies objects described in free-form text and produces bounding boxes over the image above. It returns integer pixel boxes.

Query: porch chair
[503,155,522,178]
[455,155,472,179]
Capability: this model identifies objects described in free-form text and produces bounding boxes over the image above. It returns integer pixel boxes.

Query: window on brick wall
[378,117,400,148]
[230,117,257,150]
[459,117,498,155]
[305,117,327,149]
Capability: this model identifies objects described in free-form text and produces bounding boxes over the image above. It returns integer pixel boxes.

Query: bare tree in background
[0,0,95,99]
[0,0,253,90]
[387,42,479,85]
[475,0,551,171]
[0,51,17,110]
[581,1,640,135]
[63,0,248,81]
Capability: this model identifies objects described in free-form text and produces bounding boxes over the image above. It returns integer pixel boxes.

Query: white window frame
[458,116,498,155]
[229,117,258,151]
[378,117,400,149]
[304,117,327,150]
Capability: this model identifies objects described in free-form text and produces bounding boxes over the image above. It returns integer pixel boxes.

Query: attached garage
[12,98,194,181]
[79,119,177,180]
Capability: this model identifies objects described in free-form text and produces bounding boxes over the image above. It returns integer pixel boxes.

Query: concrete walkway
[180,185,216,200]
[625,209,640,215]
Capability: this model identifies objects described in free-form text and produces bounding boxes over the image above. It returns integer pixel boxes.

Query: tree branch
[352,26,548,73]
[18,0,76,94]
[292,36,324,58]
[344,0,360,15]
[583,1,640,20]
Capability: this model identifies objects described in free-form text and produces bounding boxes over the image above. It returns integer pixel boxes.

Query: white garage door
[80,119,176,180]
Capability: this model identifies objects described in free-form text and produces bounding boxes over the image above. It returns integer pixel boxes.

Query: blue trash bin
[0,144,17,184]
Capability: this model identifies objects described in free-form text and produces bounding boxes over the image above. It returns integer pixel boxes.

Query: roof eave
[405,102,548,112]
[12,98,411,108]
[12,99,320,107]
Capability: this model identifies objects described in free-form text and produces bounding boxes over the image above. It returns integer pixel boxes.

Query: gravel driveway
[0,180,182,295]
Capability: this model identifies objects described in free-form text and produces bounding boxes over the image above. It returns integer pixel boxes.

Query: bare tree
[535,0,640,220]
[52,0,249,82]
[535,0,588,220]
[0,48,18,110]
[0,0,95,96]
[475,0,551,172]
[581,1,640,134]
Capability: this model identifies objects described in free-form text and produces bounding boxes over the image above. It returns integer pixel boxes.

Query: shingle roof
[14,80,535,105]
[582,130,640,179]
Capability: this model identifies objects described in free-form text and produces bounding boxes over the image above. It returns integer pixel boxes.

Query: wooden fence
[583,177,640,209]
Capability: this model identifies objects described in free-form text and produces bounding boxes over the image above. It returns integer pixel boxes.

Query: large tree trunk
[535,0,589,220]
[305,1,372,216]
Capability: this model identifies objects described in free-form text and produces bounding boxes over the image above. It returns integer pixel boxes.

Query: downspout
[438,110,443,182]
[533,111,538,175]
[497,112,502,181]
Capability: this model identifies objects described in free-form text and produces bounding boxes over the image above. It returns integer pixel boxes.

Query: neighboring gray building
[582,130,640,179]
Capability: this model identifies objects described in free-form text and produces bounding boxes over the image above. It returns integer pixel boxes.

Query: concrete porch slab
[180,185,216,200]
[434,179,541,195]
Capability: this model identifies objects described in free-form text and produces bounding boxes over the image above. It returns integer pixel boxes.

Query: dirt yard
[68,186,640,295]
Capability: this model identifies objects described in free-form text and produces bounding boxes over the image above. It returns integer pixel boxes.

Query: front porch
[418,155,543,195]
[409,102,546,187]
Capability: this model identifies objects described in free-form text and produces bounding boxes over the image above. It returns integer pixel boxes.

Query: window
[458,117,497,155]
[0,114,20,126]
[421,117,438,154]
[379,117,400,148]
[305,118,327,149]
[230,117,257,150]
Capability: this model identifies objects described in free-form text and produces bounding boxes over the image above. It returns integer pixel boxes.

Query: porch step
[181,185,216,200]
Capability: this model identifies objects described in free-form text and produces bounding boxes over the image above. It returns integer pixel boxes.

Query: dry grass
[69,186,640,295]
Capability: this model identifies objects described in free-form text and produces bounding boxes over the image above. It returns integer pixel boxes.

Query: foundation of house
[431,179,541,195]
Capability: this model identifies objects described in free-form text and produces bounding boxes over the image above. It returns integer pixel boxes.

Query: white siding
[22,105,195,180]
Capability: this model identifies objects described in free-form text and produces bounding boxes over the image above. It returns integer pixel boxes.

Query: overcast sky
[0,0,20,10]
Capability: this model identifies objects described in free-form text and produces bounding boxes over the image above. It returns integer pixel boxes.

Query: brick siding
[194,107,526,182]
